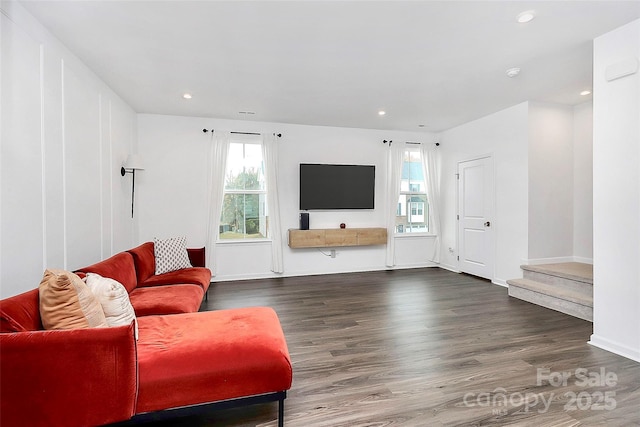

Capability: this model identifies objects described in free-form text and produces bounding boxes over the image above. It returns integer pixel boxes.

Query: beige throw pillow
[39,269,108,330]
[85,273,138,340]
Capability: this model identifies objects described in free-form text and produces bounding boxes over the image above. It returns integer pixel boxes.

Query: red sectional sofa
[76,242,211,316]
[0,242,293,427]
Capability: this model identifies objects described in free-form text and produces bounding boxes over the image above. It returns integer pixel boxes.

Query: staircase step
[507,278,592,306]
[521,262,593,284]
[521,263,593,294]
[507,278,593,322]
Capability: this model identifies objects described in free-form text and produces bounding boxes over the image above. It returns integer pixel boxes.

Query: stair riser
[509,286,593,322]
[523,270,593,295]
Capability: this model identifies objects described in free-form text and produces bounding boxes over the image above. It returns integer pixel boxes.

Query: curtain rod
[382,140,440,147]
[202,129,282,137]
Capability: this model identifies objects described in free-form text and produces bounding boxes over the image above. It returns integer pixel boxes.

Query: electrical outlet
[331,249,336,258]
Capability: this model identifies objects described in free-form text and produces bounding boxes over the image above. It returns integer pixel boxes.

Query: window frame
[395,147,430,235]
[218,136,269,242]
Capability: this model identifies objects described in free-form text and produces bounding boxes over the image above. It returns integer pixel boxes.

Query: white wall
[439,102,530,286]
[573,101,593,262]
[0,0,599,303]
[1,1,137,298]
[137,114,439,281]
[590,19,640,362]
[527,102,574,261]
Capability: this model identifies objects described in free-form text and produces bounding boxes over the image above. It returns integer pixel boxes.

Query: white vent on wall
[605,57,639,82]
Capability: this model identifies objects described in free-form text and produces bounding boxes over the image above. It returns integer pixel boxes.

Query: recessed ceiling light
[580,90,592,96]
[378,110,386,116]
[182,93,192,99]
[517,11,536,23]
[506,67,521,78]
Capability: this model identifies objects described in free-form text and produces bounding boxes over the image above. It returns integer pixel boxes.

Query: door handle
[484,221,491,227]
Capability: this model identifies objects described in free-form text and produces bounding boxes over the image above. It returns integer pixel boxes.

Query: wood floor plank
[111,268,640,427]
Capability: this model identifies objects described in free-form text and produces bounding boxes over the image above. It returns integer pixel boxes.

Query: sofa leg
[278,396,285,427]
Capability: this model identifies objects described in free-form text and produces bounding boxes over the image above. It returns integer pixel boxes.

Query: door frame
[456,153,496,281]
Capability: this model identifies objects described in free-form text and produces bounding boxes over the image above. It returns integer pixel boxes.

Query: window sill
[216,238,273,245]
[393,233,437,238]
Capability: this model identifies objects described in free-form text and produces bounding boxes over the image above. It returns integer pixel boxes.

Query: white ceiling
[19,0,640,132]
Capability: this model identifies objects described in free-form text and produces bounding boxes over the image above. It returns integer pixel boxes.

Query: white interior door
[458,156,494,280]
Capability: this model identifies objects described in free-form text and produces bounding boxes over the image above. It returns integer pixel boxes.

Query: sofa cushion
[76,252,138,293]
[128,242,210,287]
[39,269,108,330]
[128,284,204,317]
[186,247,206,268]
[154,236,193,275]
[127,242,156,284]
[85,273,139,339]
[135,307,292,414]
[0,289,42,332]
[139,267,211,293]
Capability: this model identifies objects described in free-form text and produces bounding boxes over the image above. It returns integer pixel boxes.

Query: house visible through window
[397,149,429,233]
[220,135,268,240]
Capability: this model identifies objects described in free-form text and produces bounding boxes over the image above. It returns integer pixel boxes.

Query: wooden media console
[288,228,387,248]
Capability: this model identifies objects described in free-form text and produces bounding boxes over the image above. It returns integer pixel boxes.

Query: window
[219,136,268,240]
[396,149,429,234]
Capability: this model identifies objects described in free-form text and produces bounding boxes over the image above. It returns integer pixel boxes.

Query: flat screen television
[299,163,375,210]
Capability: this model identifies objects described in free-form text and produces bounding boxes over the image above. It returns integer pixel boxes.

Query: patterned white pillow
[84,273,138,340]
[154,236,193,275]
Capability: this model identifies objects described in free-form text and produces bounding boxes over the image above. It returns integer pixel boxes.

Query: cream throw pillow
[39,269,108,330]
[85,273,138,340]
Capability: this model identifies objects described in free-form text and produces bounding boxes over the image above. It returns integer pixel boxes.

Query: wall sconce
[120,154,144,218]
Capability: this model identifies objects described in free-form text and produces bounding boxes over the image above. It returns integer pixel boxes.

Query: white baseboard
[492,278,508,288]
[438,263,460,273]
[391,262,439,270]
[522,256,593,265]
[213,263,440,283]
[589,334,640,363]
[213,271,282,282]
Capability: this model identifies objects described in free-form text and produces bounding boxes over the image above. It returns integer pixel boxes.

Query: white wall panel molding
[98,93,104,261]
[107,99,114,257]
[1,10,45,294]
[1,1,136,297]
[39,43,47,272]
[60,58,68,270]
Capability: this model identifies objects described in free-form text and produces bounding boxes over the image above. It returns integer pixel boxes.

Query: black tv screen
[300,163,375,210]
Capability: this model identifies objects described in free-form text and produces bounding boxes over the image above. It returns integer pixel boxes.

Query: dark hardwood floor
[130,268,640,426]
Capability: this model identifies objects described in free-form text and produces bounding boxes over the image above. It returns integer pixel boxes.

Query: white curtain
[385,143,404,267]
[262,133,284,273]
[205,131,230,275]
[420,143,442,263]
